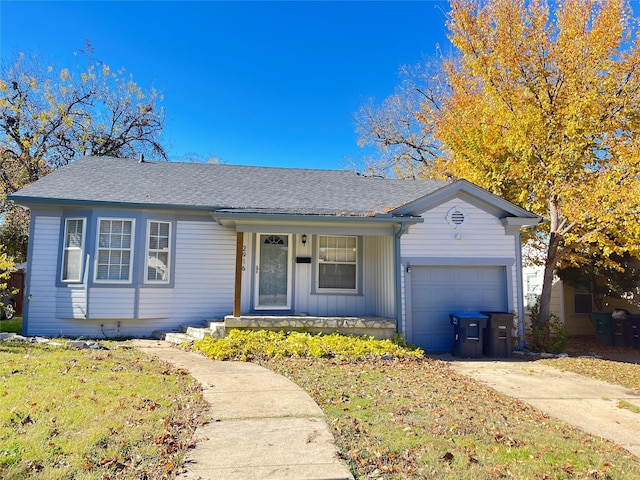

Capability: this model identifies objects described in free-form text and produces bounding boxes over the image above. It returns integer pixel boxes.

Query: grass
[0,340,206,479]
[3,328,639,479]
[618,400,640,414]
[0,316,22,334]
[193,331,640,479]
[263,356,640,479]
[539,337,640,392]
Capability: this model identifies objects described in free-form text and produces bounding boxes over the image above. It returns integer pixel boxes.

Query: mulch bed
[566,335,640,362]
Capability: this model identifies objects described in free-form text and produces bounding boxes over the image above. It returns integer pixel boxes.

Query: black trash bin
[450,312,488,358]
[481,311,514,358]
[628,315,640,350]
[612,309,632,348]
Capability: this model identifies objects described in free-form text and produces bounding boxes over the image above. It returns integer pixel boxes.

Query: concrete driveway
[447,357,640,457]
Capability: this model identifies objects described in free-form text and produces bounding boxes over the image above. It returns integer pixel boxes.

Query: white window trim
[316,235,358,293]
[61,217,86,283]
[145,220,171,284]
[94,217,135,284]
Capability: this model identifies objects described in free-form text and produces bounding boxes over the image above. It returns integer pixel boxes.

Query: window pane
[317,235,357,290]
[574,293,592,314]
[63,250,81,281]
[146,221,170,283]
[62,219,84,281]
[148,252,169,281]
[97,264,109,279]
[319,264,356,289]
[158,237,169,250]
[96,219,133,282]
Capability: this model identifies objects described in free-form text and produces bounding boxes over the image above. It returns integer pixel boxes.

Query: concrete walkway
[448,357,640,457]
[132,339,353,480]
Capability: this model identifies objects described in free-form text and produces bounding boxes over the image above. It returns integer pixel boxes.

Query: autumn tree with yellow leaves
[434,0,640,332]
[0,45,167,260]
[358,0,640,338]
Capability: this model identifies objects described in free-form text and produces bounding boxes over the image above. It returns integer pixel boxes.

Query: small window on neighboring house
[146,221,171,283]
[574,286,593,314]
[96,219,134,283]
[525,273,539,310]
[62,218,85,282]
[317,235,357,291]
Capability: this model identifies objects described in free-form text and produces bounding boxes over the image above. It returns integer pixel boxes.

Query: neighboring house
[522,250,640,337]
[9,156,541,352]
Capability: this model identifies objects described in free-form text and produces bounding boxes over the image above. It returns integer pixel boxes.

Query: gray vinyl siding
[170,220,236,322]
[24,213,237,337]
[24,215,61,336]
[401,198,516,258]
[56,286,87,319]
[400,197,523,346]
[89,288,136,318]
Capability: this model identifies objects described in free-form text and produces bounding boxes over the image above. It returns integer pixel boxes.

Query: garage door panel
[455,268,480,282]
[457,288,480,305]
[410,266,507,352]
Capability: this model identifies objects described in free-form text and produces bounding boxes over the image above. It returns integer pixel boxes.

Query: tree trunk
[537,232,562,327]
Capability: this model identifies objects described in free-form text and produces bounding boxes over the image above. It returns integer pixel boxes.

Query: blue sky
[1,1,451,170]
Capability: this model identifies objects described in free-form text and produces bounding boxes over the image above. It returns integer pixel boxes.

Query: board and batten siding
[241,233,394,317]
[365,235,395,319]
[290,235,393,317]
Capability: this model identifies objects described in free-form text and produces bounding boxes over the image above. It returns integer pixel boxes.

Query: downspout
[394,221,408,335]
[516,228,526,349]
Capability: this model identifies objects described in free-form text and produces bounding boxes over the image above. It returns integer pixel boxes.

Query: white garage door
[409,266,507,352]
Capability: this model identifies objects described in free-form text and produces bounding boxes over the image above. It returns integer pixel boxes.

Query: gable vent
[447,205,467,228]
[451,211,465,225]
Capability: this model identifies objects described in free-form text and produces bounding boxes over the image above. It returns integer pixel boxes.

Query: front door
[255,234,291,310]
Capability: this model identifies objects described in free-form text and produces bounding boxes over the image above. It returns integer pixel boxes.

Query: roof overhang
[210,212,424,235]
[501,217,542,228]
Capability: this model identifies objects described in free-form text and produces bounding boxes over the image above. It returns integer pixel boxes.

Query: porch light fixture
[301,234,307,245]
[455,233,464,241]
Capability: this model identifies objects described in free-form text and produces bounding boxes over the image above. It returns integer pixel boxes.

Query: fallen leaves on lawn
[540,336,640,392]
[260,355,640,479]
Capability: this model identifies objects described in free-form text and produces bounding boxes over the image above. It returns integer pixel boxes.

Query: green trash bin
[591,311,613,346]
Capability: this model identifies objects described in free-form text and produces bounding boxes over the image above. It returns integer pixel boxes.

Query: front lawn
[195,332,640,479]
[0,340,206,479]
[0,316,22,334]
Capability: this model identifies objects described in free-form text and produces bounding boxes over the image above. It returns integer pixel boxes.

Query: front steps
[155,315,397,345]
[154,320,226,345]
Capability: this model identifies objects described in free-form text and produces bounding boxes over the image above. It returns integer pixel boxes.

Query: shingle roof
[10,156,450,217]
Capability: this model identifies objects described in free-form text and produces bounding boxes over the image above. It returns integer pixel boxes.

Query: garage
[409,266,508,352]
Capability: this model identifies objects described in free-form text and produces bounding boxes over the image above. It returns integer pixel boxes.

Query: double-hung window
[96,219,134,283]
[61,218,85,282]
[573,285,593,314]
[146,221,171,283]
[317,235,358,291]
